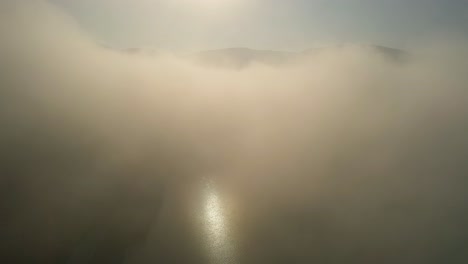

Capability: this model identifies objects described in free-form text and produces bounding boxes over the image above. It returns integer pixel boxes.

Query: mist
[1,1,468,263]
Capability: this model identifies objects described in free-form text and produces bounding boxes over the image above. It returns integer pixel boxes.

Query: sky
[48,0,468,51]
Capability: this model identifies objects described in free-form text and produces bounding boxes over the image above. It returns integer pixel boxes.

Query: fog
[1,1,468,263]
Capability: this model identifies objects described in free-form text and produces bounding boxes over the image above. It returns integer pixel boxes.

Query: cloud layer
[1,1,468,263]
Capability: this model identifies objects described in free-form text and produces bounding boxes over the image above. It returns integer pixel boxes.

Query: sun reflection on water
[203,179,237,264]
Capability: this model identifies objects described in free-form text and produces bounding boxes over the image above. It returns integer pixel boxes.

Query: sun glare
[178,0,245,13]
[191,0,232,7]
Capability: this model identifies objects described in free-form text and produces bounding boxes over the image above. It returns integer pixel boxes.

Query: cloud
[1,1,468,263]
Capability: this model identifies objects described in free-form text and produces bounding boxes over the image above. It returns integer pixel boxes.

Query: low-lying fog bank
[1,1,468,263]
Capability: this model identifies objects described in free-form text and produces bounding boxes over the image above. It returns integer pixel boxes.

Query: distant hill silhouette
[190,45,409,69]
[107,44,409,69]
[189,48,297,69]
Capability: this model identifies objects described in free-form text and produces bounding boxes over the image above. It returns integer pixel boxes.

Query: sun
[179,0,245,13]
[190,0,234,7]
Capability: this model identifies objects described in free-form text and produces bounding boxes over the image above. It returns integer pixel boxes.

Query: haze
[1,1,468,264]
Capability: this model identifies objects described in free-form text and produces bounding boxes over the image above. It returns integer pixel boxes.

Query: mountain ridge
[189,45,409,69]
[107,44,409,69]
